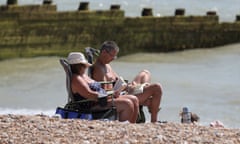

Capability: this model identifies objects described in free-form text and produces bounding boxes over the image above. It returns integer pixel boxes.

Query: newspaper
[113,77,127,92]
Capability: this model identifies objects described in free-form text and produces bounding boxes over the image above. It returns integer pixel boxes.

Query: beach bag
[55,107,93,120]
[55,106,117,120]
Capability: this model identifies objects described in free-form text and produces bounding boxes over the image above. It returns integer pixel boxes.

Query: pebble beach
[0,114,239,144]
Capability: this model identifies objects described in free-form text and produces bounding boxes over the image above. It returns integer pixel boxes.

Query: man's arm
[111,65,119,79]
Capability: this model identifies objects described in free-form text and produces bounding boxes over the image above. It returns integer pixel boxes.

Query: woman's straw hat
[67,52,92,66]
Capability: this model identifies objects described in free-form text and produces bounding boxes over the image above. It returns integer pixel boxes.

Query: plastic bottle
[181,107,191,124]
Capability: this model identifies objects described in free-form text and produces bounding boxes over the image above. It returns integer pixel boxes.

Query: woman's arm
[71,75,98,100]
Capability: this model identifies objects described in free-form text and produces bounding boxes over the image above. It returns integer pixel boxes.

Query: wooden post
[236,15,240,22]
[7,0,18,5]
[142,8,153,16]
[206,11,217,16]
[175,8,185,16]
[78,2,89,11]
[43,0,52,5]
[110,5,120,10]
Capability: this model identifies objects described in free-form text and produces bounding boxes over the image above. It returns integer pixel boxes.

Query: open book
[113,76,127,92]
[111,76,145,95]
[128,84,145,95]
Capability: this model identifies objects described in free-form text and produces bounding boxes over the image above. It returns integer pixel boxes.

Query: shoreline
[1,114,239,143]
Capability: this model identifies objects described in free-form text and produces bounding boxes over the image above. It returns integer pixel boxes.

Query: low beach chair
[85,47,146,123]
[55,58,118,120]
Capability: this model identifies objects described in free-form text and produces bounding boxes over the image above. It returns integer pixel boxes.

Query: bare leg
[111,97,136,123]
[121,95,139,122]
[131,69,163,122]
[132,70,151,84]
[136,83,162,122]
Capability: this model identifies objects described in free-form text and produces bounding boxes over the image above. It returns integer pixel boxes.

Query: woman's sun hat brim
[67,52,92,66]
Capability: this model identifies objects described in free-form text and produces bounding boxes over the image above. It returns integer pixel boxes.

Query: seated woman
[67,52,139,123]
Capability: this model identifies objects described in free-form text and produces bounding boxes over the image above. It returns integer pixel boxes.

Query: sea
[0,0,240,22]
[0,0,240,128]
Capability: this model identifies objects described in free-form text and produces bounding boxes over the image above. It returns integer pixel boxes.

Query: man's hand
[113,90,120,98]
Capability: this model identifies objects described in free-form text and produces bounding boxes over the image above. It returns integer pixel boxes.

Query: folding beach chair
[55,58,118,120]
[85,47,146,123]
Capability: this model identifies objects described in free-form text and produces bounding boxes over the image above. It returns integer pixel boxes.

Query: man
[92,41,163,122]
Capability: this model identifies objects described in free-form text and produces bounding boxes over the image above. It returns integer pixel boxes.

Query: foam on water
[0,108,56,116]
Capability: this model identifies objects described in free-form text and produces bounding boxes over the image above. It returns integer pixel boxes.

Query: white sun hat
[67,52,92,66]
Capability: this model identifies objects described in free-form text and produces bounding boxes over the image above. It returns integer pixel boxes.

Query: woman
[67,52,139,123]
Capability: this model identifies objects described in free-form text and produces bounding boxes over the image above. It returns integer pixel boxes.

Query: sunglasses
[106,50,117,59]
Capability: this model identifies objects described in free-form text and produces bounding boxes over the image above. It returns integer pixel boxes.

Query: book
[113,76,127,92]
[127,83,147,95]
[112,77,146,95]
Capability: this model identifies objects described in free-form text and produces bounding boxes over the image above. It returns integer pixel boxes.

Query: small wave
[0,108,56,116]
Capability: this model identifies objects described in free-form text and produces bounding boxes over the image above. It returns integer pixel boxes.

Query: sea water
[0,43,240,128]
[0,0,239,22]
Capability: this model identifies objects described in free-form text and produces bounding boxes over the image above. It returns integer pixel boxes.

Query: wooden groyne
[0,0,240,60]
